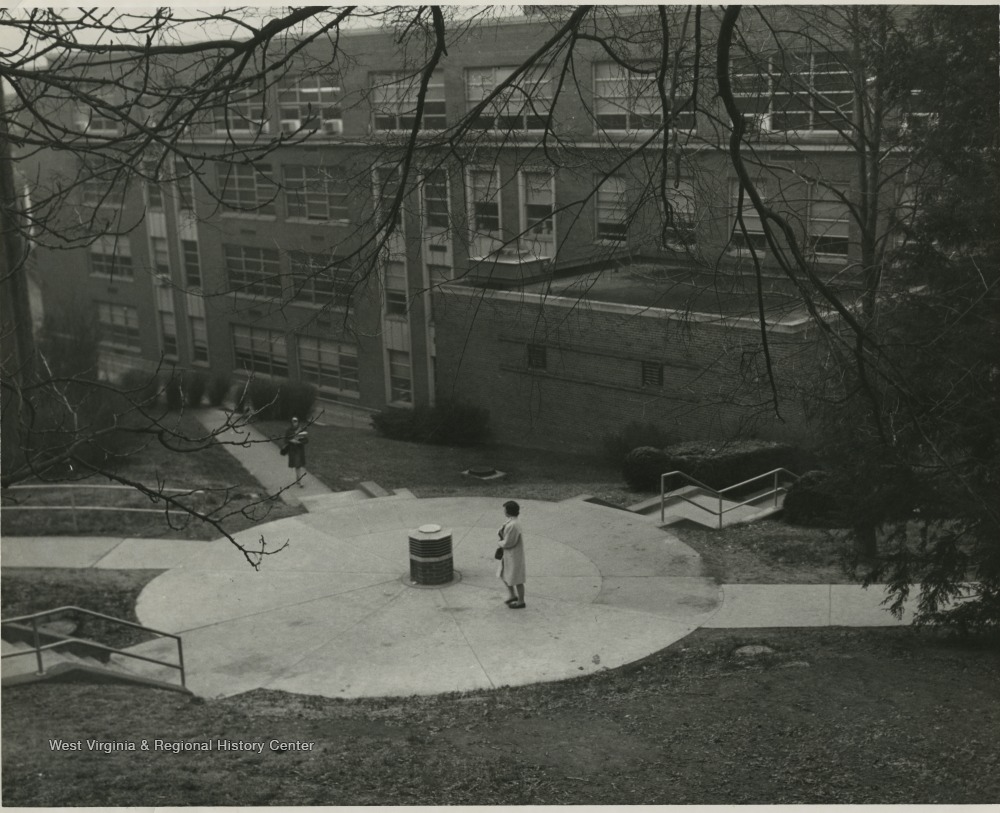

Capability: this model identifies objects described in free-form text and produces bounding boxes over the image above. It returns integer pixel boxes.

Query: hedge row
[623,440,816,491]
[371,399,491,446]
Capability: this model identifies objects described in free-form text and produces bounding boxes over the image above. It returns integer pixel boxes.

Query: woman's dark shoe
[508,602,526,609]
[504,598,519,606]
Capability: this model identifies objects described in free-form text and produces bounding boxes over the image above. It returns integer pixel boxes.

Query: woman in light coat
[497,500,526,609]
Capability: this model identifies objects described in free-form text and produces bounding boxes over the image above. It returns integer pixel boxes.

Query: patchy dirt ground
[3,627,997,805]
[675,519,856,583]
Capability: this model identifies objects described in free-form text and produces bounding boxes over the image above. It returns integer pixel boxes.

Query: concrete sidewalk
[191,408,334,506]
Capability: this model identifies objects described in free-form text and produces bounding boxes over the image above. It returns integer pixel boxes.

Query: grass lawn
[1,413,301,540]
[257,419,640,505]
[3,626,998,805]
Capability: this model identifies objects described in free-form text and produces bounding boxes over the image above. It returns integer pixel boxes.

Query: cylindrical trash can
[408,524,453,585]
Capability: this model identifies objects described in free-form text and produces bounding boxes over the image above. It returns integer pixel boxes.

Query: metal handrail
[1,605,185,689]
[660,468,800,529]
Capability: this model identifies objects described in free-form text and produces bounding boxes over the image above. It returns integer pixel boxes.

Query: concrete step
[298,489,370,510]
[109,637,183,685]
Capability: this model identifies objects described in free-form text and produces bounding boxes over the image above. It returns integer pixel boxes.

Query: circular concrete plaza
[136,496,722,699]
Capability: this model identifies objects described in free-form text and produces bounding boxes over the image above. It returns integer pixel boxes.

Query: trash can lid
[418,524,442,534]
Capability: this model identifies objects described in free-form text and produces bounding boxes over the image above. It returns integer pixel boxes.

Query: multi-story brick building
[21,6,922,450]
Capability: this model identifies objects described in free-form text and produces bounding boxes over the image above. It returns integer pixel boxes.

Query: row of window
[78,52,866,140]
[231,324,413,402]
[95,300,209,364]
[525,342,667,389]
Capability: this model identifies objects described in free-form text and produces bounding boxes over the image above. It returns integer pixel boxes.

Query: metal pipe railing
[660,468,800,527]
[1,606,185,687]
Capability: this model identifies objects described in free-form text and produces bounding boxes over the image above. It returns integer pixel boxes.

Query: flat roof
[520,267,815,322]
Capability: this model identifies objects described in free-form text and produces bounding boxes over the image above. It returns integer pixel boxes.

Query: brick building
[20,6,922,450]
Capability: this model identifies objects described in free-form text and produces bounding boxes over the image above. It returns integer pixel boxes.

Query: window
[664,180,696,246]
[74,104,120,135]
[732,51,853,133]
[466,66,552,130]
[521,171,554,257]
[213,87,269,135]
[182,240,202,288]
[375,165,404,230]
[278,74,342,134]
[159,310,178,358]
[96,302,140,351]
[298,336,359,396]
[217,163,276,215]
[731,182,768,253]
[372,71,446,130]
[150,237,170,275]
[422,170,450,230]
[809,186,850,259]
[384,261,408,316]
[81,161,125,208]
[594,62,695,131]
[177,172,197,213]
[469,169,502,257]
[89,235,133,278]
[596,176,627,242]
[284,164,348,221]
[224,245,283,299]
[527,343,547,370]
[231,324,288,377]
[189,316,209,363]
[387,350,412,403]
[289,251,355,307]
[146,182,164,211]
[641,360,664,388]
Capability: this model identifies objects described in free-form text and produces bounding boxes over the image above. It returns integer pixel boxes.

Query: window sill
[90,275,135,282]
[220,212,277,220]
[285,217,350,227]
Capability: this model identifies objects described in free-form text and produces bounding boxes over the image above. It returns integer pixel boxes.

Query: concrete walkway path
[1,407,919,699]
[190,408,334,506]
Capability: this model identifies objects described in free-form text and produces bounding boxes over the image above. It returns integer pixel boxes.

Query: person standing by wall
[498,500,526,609]
[283,416,309,487]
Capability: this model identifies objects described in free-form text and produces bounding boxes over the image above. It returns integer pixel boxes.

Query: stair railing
[1,606,185,689]
[660,468,800,529]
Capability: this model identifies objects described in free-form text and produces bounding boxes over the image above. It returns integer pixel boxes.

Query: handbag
[280,445,288,456]
[494,546,504,560]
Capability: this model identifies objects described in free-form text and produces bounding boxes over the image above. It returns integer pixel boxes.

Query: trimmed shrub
[783,469,844,526]
[663,440,813,492]
[247,378,282,420]
[118,368,160,406]
[164,374,184,411]
[370,400,491,446]
[207,373,232,407]
[186,370,208,408]
[281,381,317,423]
[623,446,671,490]
[371,407,418,441]
[602,421,674,466]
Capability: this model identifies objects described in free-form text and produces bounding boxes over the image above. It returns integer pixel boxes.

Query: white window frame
[96,301,140,351]
[809,185,850,261]
[189,315,209,364]
[289,251,355,308]
[519,170,555,258]
[278,74,342,135]
[664,179,697,248]
[223,244,283,299]
[383,260,409,317]
[213,87,270,135]
[89,235,134,278]
[283,164,348,222]
[422,169,451,232]
[371,71,446,131]
[732,50,853,134]
[231,324,288,378]
[596,175,628,243]
[593,62,695,133]
[297,335,360,397]
[216,162,276,215]
[730,181,769,254]
[387,349,413,405]
[468,167,503,259]
[465,65,553,131]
